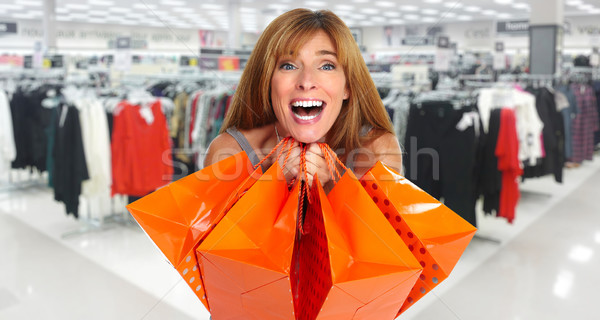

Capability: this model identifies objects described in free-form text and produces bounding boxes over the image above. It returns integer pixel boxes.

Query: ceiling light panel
[512,3,530,9]
[133,3,157,10]
[11,13,36,19]
[161,0,186,6]
[304,1,327,7]
[88,10,109,16]
[443,2,464,8]
[88,18,109,23]
[464,6,481,12]
[404,14,420,20]
[382,12,401,17]
[88,0,115,6]
[65,4,90,10]
[109,7,131,13]
[442,12,457,18]
[361,8,380,14]
[349,13,366,19]
[375,1,395,8]
[335,4,355,11]
[0,4,24,11]
[422,9,439,15]
[399,5,419,11]
[19,1,42,7]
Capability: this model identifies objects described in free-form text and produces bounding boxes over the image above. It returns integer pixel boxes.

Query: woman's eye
[321,63,336,71]
[280,63,296,70]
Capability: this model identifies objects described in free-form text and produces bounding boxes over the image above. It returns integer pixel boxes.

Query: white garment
[0,90,16,176]
[77,97,112,219]
[478,88,544,165]
[513,90,544,166]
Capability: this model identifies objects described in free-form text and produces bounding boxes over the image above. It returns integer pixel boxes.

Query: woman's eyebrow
[316,50,337,57]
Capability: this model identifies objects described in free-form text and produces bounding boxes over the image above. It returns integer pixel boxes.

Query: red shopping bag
[359,161,477,315]
[292,143,423,320]
[126,151,261,310]
[196,162,298,319]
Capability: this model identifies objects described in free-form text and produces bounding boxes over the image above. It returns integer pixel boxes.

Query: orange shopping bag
[126,151,261,310]
[196,162,298,319]
[360,161,477,315]
[292,144,423,320]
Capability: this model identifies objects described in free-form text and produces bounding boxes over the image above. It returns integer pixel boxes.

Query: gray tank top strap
[226,127,261,167]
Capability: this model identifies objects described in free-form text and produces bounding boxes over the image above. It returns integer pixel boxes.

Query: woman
[204,9,402,190]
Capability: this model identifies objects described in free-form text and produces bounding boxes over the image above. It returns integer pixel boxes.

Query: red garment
[188,91,201,146]
[495,108,523,224]
[111,100,173,197]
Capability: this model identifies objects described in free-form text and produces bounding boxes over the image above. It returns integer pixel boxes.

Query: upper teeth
[292,100,323,107]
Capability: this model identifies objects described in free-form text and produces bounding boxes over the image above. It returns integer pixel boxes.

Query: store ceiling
[0,0,599,32]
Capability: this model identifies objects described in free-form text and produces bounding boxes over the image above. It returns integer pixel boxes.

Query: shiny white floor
[1,154,599,320]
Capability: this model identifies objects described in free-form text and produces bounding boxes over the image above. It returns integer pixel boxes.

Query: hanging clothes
[0,90,16,177]
[403,101,483,227]
[111,99,173,197]
[10,85,55,172]
[523,87,565,183]
[569,83,599,164]
[191,88,235,169]
[170,91,192,165]
[556,85,579,160]
[481,108,502,217]
[52,104,89,218]
[495,108,522,224]
[593,81,600,146]
[77,97,112,219]
[477,87,544,166]
[45,107,58,187]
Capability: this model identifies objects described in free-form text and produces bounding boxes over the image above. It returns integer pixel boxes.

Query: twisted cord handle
[253,138,348,235]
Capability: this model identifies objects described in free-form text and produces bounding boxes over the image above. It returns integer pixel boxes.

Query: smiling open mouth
[291,100,324,121]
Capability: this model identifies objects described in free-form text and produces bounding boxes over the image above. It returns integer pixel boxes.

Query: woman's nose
[296,68,317,91]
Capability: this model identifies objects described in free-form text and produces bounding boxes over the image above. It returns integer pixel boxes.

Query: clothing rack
[0,169,48,193]
[61,196,136,239]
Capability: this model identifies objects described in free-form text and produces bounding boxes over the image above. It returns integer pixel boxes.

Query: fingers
[277,142,336,187]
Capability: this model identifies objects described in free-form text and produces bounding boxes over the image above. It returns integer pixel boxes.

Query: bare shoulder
[203,126,273,168]
[352,129,403,176]
[365,130,402,154]
[203,132,243,168]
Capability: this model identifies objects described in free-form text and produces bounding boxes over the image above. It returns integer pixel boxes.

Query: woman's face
[271,30,349,143]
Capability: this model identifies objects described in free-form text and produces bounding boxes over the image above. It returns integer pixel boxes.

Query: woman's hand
[278,141,335,189]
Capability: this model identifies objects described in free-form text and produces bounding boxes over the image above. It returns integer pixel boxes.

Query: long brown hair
[221,8,393,155]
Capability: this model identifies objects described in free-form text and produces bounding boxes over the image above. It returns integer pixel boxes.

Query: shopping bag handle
[251,137,348,236]
[253,136,295,171]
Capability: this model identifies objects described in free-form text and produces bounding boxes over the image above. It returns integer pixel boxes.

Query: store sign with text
[0,22,17,34]
[199,57,219,70]
[497,20,529,35]
[218,56,240,71]
[401,36,434,46]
